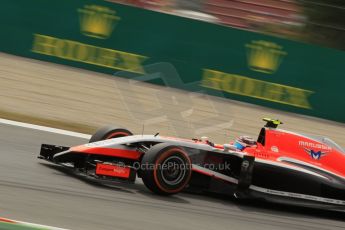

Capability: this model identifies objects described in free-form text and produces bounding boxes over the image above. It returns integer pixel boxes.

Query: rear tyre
[141,143,192,195]
[89,125,133,143]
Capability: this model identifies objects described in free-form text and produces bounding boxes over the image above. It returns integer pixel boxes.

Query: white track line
[19,221,69,230]
[0,118,91,139]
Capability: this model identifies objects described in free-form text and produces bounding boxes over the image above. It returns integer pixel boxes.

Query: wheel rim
[160,156,187,186]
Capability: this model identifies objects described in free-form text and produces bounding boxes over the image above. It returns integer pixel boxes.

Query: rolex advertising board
[0,0,344,122]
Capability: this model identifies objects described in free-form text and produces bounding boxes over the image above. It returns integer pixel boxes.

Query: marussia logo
[304,148,328,160]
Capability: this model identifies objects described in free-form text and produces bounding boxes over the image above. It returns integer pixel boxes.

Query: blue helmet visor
[234,141,245,151]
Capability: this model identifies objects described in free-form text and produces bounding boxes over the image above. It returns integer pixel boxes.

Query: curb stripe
[0,217,69,230]
[0,217,15,223]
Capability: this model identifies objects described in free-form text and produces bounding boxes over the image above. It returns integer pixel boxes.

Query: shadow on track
[39,162,190,204]
[38,163,345,222]
[236,198,345,221]
[188,191,345,222]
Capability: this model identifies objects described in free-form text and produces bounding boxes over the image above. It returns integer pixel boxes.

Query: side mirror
[223,144,231,151]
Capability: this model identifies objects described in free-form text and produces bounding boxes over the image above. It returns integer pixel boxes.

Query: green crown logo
[78,5,120,39]
[246,40,287,74]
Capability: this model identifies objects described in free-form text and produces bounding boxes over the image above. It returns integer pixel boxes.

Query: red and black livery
[38,118,345,211]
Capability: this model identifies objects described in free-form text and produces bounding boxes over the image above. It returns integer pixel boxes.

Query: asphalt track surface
[0,123,345,230]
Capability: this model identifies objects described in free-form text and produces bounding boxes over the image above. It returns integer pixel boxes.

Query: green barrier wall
[0,0,344,122]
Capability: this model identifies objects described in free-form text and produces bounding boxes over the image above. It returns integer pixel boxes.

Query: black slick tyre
[89,125,133,143]
[141,143,192,195]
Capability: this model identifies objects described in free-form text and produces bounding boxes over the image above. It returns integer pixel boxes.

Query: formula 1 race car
[38,118,345,211]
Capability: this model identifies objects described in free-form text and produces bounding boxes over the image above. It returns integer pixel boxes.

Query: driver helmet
[233,136,256,151]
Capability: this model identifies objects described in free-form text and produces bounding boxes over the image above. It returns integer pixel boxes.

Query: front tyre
[141,143,192,195]
[89,125,133,143]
